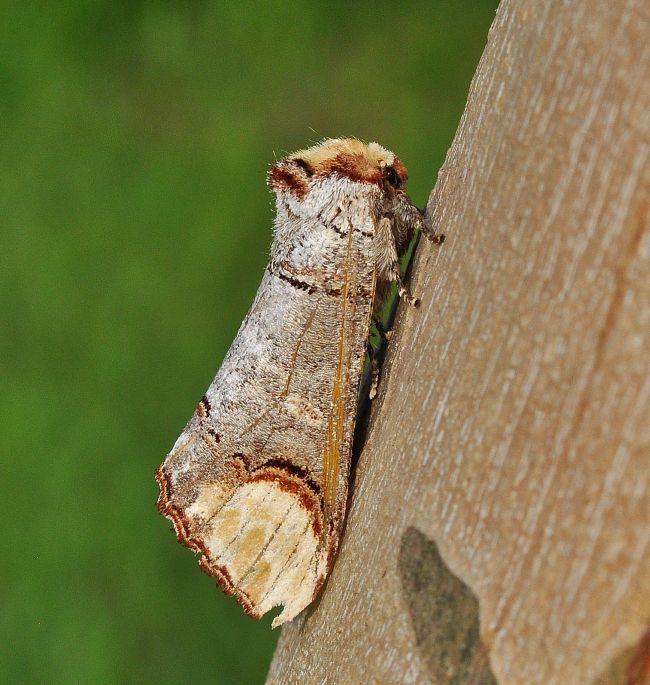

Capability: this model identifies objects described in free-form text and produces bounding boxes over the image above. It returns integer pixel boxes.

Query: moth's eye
[385,166,401,189]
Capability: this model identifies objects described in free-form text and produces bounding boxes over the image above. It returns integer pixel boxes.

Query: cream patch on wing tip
[202,479,323,625]
[186,481,230,521]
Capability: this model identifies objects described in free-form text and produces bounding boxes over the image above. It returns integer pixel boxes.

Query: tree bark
[266,1,650,683]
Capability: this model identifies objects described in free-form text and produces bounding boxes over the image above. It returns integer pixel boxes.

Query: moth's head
[267,138,409,200]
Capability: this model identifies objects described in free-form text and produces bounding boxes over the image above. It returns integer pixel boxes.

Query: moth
[156,138,443,627]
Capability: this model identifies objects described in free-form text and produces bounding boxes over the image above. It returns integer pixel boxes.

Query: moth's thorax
[267,138,419,280]
[270,175,377,270]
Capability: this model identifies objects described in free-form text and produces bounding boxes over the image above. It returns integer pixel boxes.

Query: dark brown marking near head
[268,162,309,200]
[330,222,346,238]
[293,157,314,177]
[276,271,317,294]
[327,216,373,240]
[325,285,343,297]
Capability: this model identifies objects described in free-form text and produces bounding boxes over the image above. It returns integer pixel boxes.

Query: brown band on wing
[258,458,322,496]
[249,462,323,538]
[268,262,346,298]
[275,270,317,294]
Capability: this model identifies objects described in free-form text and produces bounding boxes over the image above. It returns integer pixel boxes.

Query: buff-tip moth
[155,138,444,627]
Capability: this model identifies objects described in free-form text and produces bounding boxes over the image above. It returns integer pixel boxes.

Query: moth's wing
[156,440,326,627]
[157,212,376,627]
[320,223,377,563]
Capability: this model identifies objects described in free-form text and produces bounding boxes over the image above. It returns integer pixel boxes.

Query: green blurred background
[1,2,498,683]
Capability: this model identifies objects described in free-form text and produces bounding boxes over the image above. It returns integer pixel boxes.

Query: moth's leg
[367,318,392,399]
[420,216,446,245]
[414,207,446,245]
[391,263,419,307]
[366,340,381,400]
[372,316,393,343]
[377,217,419,307]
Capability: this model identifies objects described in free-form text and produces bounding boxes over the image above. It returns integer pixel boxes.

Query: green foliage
[0,1,498,682]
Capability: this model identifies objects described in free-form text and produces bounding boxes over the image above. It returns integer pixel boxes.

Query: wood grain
[266,1,650,683]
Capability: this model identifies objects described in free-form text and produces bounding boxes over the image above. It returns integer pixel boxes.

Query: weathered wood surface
[266,1,650,683]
